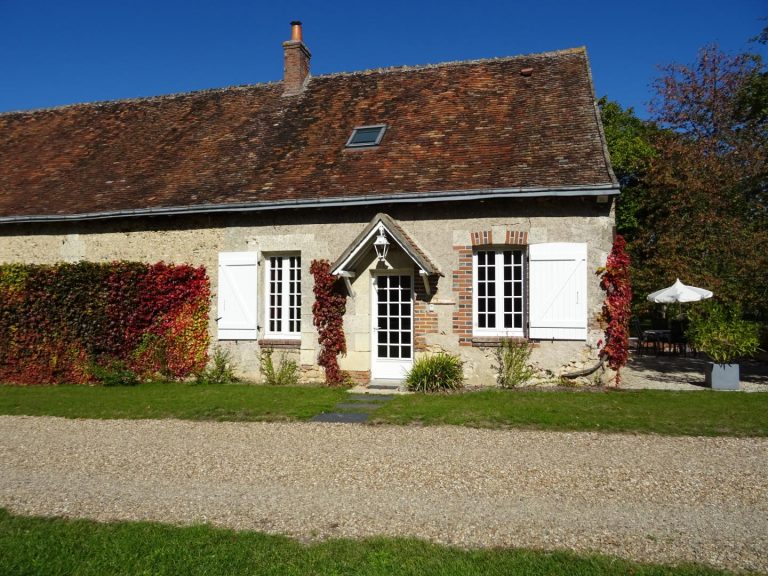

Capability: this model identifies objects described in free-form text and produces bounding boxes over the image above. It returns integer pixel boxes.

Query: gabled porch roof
[331,213,441,278]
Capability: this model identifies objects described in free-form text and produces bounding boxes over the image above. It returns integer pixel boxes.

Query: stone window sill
[258,339,301,350]
[471,336,532,348]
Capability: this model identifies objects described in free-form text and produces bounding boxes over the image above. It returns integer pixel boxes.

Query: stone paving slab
[310,412,371,423]
[334,402,386,411]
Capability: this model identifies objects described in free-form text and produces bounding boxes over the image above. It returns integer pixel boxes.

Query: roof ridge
[0,46,587,118]
[0,80,281,118]
[311,46,586,81]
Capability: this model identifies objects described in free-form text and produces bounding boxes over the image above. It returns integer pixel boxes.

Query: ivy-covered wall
[0,262,210,384]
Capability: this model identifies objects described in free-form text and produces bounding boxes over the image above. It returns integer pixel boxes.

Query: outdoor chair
[631,319,652,354]
[669,318,690,356]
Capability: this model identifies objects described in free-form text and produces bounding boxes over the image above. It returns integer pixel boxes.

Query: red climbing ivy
[310,259,349,386]
[0,261,210,384]
[598,235,633,385]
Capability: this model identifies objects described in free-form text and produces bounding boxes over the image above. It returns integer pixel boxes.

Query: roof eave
[0,184,620,224]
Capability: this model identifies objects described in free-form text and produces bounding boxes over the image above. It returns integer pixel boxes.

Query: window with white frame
[265,255,301,338]
[473,249,525,336]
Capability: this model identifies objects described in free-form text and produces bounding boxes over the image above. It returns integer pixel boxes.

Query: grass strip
[371,388,768,437]
[1,384,767,437]
[0,382,346,422]
[0,509,735,576]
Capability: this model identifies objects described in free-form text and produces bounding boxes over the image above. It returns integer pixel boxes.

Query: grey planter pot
[705,362,740,390]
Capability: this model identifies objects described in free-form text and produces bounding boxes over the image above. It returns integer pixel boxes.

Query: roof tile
[0,48,617,219]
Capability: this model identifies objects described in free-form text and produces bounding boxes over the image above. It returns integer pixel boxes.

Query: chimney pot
[290,21,303,42]
[283,21,311,96]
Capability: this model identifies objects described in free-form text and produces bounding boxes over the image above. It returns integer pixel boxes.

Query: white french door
[371,273,413,380]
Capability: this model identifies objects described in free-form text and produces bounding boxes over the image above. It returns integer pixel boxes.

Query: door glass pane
[375,275,412,362]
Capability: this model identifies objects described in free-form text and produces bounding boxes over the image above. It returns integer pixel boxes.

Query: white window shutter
[528,243,587,340]
[217,252,258,340]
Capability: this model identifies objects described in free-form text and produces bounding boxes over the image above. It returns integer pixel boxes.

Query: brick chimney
[283,21,311,96]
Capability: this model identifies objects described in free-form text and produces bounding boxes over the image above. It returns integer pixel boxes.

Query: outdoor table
[642,329,671,355]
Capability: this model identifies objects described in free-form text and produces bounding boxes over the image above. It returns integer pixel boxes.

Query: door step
[367,379,403,391]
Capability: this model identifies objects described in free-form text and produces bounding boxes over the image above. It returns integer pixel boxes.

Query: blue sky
[0,1,765,117]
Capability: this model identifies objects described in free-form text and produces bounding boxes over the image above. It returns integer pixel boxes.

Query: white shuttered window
[265,255,301,339]
[528,243,587,340]
[472,249,525,337]
[217,252,258,340]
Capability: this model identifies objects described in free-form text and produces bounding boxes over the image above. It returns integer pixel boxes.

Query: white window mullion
[281,258,291,334]
[494,251,505,333]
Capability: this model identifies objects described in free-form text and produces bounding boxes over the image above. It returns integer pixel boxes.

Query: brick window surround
[453,230,529,346]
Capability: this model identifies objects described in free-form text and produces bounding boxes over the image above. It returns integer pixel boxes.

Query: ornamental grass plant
[405,353,464,393]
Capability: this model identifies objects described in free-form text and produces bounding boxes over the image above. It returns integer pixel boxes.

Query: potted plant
[686,302,761,390]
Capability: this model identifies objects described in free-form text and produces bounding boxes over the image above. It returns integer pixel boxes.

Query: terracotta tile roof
[0,48,617,220]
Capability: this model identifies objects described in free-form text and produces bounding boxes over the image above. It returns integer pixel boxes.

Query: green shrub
[194,346,238,385]
[686,302,761,364]
[259,348,299,386]
[492,339,535,388]
[405,353,464,393]
[90,359,139,387]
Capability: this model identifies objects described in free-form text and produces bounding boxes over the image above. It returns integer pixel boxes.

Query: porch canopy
[331,213,441,293]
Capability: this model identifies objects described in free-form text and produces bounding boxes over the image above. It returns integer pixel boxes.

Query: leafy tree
[632,45,768,318]
[598,98,655,235]
[738,24,768,127]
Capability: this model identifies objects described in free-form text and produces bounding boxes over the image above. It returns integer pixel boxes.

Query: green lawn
[372,389,768,437]
[0,509,735,576]
[0,383,767,437]
[0,382,346,422]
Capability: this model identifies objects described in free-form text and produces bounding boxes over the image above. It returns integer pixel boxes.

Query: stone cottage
[0,22,619,385]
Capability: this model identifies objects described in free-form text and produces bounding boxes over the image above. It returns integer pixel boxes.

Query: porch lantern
[373,226,390,261]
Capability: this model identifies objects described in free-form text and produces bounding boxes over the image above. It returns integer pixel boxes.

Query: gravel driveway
[1,416,766,573]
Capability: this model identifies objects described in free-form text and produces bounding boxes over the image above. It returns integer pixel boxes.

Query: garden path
[1,416,766,573]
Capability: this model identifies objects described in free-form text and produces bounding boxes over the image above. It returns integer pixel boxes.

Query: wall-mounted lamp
[373,226,390,261]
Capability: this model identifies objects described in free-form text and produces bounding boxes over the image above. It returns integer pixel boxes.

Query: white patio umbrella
[646,278,713,303]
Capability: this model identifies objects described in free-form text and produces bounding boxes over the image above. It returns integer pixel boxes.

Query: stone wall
[0,197,614,385]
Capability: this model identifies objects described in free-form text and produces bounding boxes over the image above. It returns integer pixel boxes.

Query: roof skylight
[346,124,387,148]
